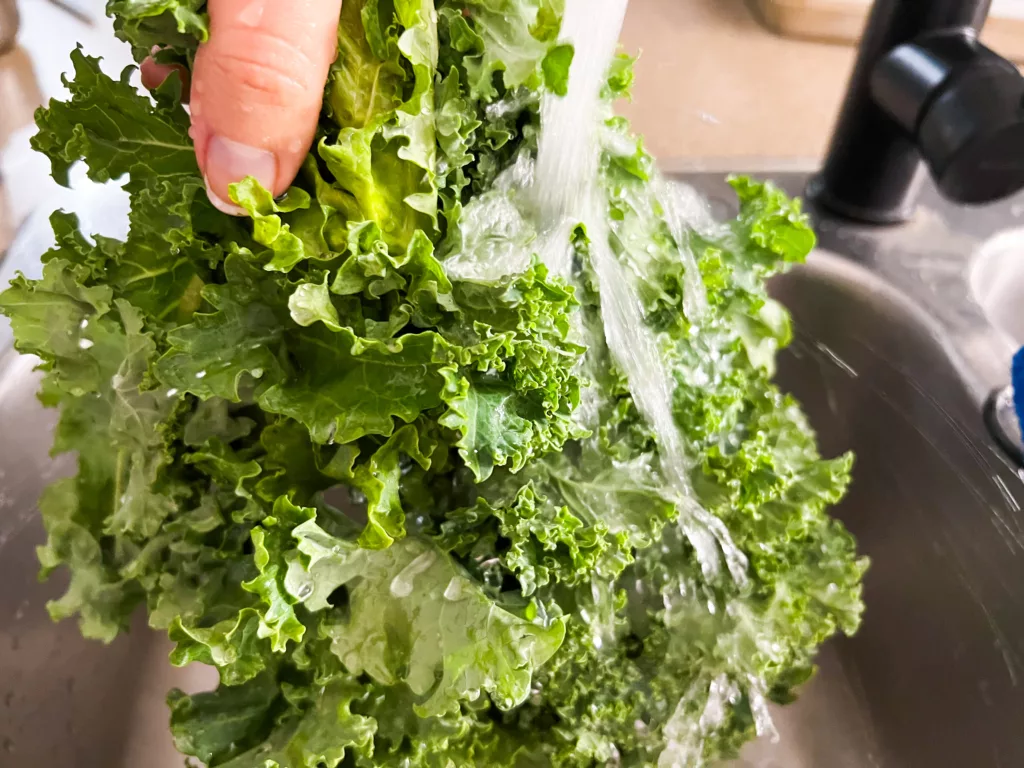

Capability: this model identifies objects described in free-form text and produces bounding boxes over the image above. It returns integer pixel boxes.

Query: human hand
[141,0,344,214]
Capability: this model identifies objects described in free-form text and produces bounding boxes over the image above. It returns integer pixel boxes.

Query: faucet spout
[809,0,1024,223]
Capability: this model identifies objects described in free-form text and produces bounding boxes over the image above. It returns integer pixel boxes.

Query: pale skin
[140,0,345,215]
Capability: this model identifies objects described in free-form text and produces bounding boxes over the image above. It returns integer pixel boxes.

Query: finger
[140,48,191,100]
[190,0,343,214]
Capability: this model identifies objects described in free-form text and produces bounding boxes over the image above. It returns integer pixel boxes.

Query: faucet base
[806,170,921,225]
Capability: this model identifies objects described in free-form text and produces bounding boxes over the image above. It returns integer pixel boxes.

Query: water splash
[654,177,711,323]
[658,675,739,768]
[443,154,538,282]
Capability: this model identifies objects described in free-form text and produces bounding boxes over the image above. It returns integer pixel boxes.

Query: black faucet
[809,0,1024,223]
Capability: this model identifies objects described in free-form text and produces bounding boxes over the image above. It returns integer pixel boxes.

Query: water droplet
[443,576,470,601]
[78,338,94,350]
[166,388,179,398]
[79,318,88,330]
[389,550,436,597]
[250,368,264,379]
[195,370,207,379]
[706,600,716,615]
[296,583,313,599]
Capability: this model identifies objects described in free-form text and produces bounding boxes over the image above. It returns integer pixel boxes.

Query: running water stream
[529,2,781,763]
[446,0,779,762]
[531,0,748,586]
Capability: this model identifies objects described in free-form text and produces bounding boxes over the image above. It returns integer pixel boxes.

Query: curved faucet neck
[810,0,999,223]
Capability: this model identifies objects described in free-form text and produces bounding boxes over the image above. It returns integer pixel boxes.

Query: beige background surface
[618,0,856,169]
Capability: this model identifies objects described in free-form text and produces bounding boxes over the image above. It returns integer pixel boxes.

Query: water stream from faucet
[530,3,775,763]
[532,0,748,586]
[441,0,781,761]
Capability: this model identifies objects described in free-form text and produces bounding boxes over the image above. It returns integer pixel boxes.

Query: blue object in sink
[1013,347,1024,439]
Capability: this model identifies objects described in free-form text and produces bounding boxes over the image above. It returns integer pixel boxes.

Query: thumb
[190,0,343,214]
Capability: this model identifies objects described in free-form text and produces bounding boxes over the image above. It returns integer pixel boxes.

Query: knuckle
[208,28,318,106]
[207,52,299,108]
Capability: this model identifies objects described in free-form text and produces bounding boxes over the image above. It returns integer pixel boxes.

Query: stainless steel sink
[3,172,1024,767]
[724,172,1024,768]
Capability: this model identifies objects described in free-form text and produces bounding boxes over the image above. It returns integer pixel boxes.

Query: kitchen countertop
[618,0,856,170]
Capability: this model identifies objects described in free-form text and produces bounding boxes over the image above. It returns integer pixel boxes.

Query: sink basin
[2,172,1024,767]
[741,249,1024,768]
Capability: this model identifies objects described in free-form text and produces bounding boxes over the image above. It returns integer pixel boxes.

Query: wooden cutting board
[752,0,1024,63]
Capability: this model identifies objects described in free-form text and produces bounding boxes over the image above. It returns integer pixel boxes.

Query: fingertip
[203,135,278,215]
[203,175,248,216]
